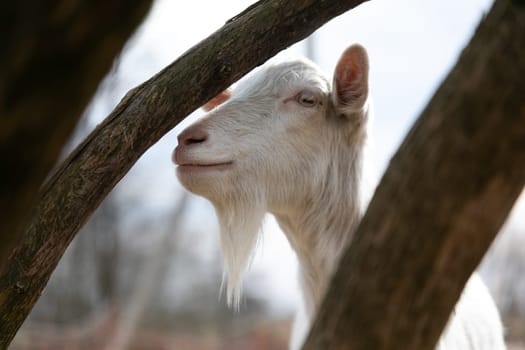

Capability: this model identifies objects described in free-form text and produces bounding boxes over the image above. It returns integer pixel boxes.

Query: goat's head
[173,44,370,306]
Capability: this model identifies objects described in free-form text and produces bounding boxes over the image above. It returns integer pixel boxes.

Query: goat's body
[439,274,506,350]
[173,45,505,349]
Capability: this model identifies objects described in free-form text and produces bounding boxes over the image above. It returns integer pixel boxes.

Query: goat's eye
[296,91,318,108]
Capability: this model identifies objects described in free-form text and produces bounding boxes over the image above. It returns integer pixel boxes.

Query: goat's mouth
[177,161,234,173]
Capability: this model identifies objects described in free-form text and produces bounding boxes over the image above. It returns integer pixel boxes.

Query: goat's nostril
[178,129,208,147]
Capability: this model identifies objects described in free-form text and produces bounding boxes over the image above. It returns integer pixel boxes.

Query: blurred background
[11,0,524,349]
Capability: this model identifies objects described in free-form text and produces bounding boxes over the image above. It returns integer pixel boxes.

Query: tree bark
[0,1,153,269]
[302,0,525,349]
[0,0,369,347]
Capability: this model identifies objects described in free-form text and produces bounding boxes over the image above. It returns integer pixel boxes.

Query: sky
[83,0,524,313]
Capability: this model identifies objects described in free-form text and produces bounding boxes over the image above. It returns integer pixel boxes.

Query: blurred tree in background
[0,1,153,268]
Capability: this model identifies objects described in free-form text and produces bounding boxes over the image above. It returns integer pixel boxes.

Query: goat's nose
[177,126,208,146]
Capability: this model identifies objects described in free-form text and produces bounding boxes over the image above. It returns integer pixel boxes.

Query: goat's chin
[175,165,233,200]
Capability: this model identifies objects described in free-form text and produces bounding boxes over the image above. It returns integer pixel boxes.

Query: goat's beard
[211,187,266,309]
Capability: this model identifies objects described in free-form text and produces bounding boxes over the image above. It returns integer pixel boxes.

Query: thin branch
[303,0,525,349]
[104,195,189,350]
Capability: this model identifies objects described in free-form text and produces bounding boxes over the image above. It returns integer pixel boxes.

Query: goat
[172,44,506,349]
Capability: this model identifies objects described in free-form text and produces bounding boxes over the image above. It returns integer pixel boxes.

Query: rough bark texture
[0,1,153,269]
[0,0,368,347]
[303,1,525,349]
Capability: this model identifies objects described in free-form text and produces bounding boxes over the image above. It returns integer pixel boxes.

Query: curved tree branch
[0,0,368,347]
[303,0,525,349]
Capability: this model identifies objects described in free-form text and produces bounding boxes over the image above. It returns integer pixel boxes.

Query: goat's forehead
[234,59,330,98]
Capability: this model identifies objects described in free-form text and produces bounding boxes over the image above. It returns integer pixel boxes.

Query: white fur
[173,45,505,349]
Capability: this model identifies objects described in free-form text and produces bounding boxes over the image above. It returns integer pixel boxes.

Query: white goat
[172,44,505,349]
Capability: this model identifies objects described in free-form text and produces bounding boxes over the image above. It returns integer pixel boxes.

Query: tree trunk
[0,1,153,269]
[302,0,525,349]
[0,0,369,347]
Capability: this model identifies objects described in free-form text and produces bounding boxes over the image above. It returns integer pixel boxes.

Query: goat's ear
[202,90,232,112]
[332,44,369,115]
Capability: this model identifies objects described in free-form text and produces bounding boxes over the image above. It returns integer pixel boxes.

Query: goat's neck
[273,147,364,318]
